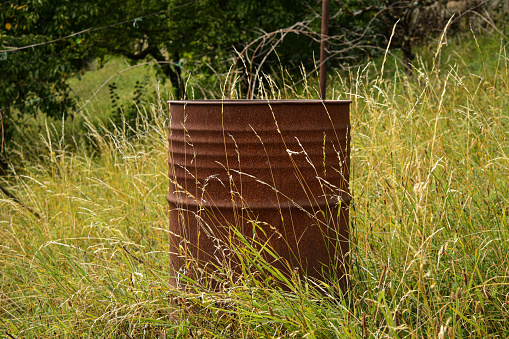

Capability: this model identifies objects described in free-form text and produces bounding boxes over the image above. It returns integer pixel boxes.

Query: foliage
[325,0,508,73]
[0,0,314,156]
[1,0,505,160]
[93,0,311,98]
[0,0,103,153]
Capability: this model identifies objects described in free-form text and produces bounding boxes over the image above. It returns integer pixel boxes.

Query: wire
[0,61,179,112]
[0,0,200,54]
[0,91,70,111]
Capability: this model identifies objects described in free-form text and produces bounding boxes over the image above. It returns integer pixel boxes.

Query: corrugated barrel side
[167,100,350,289]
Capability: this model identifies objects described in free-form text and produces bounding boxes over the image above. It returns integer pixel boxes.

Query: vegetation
[10,0,506,158]
[1,26,508,338]
[0,0,312,150]
[0,0,102,156]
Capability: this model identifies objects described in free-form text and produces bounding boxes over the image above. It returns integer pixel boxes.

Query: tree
[93,0,311,99]
[333,0,491,72]
[0,0,102,158]
[1,0,320,161]
[3,0,485,159]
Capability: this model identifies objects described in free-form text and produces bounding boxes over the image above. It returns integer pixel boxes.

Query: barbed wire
[0,0,200,54]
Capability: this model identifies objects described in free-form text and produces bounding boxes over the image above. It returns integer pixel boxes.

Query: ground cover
[1,31,508,338]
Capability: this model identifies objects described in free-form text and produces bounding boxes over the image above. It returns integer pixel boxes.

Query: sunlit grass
[68,56,172,117]
[1,31,509,338]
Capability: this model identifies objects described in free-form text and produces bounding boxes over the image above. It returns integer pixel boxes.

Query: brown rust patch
[168,100,351,290]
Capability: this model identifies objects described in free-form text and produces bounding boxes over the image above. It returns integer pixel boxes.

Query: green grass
[68,56,173,117]
[6,55,173,157]
[1,31,509,338]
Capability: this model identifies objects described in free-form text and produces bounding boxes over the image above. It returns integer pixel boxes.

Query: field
[1,31,509,338]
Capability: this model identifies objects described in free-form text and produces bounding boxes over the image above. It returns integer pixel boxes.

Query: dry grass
[1,32,509,338]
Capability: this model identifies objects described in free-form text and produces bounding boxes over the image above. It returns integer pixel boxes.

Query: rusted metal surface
[168,100,350,289]
[319,0,330,100]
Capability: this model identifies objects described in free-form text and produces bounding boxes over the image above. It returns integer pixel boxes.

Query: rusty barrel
[167,100,350,289]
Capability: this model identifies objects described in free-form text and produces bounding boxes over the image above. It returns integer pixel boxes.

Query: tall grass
[1,32,509,338]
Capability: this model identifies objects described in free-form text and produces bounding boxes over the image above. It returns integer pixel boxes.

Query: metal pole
[319,0,330,100]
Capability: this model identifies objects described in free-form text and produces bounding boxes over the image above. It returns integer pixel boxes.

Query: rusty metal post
[319,0,330,100]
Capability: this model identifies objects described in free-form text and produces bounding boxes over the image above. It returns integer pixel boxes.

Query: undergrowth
[1,31,509,338]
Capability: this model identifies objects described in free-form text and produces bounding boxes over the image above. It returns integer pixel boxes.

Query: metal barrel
[168,100,350,289]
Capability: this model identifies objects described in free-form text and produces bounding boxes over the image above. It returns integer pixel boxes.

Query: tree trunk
[150,48,183,99]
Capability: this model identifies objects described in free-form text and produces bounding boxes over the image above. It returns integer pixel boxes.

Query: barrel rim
[167,99,352,105]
